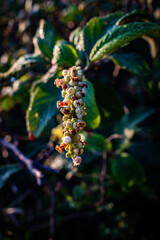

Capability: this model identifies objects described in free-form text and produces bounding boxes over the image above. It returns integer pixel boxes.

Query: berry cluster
[54,66,88,166]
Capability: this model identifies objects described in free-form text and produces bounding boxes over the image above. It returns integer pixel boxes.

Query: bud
[73,156,82,166]
[66,120,72,128]
[73,100,81,108]
[77,114,83,120]
[69,129,76,136]
[69,80,77,86]
[74,148,80,155]
[60,108,70,115]
[62,84,67,90]
[71,68,77,77]
[75,91,82,98]
[67,87,76,95]
[71,95,78,101]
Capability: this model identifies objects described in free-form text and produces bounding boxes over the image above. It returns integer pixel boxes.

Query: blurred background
[0,0,160,240]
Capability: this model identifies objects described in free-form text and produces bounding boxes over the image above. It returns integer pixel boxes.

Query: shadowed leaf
[111,153,145,188]
[0,164,20,189]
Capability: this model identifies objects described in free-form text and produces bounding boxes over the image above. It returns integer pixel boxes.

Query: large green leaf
[111,153,145,188]
[52,40,78,66]
[33,19,59,60]
[108,52,151,87]
[78,17,104,54]
[0,54,45,84]
[83,79,101,129]
[26,65,60,138]
[74,12,124,55]
[114,107,155,134]
[0,164,20,189]
[90,22,160,62]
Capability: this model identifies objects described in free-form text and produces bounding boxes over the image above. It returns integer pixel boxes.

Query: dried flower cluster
[54,66,88,166]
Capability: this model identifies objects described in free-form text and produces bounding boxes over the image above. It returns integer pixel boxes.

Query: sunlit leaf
[90,22,160,62]
[83,79,101,129]
[0,54,45,84]
[33,19,59,60]
[52,40,78,66]
[74,12,124,55]
[26,65,60,137]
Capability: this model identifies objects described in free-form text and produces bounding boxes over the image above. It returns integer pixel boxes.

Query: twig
[0,138,59,185]
[36,141,55,163]
[106,134,125,143]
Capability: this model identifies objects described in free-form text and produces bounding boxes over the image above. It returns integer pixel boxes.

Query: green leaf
[101,11,124,33]
[33,19,59,60]
[69,27,82,45]
[0,164,20,189]
[116,9,153,25]
[0,54,45,84]
[12,79,30,111]
[26,65,59,138]
[114,107,155,134]
[108,52,151,87]
[79,17,104,54]
[84,133,105,152]
[83,79,101,129]
[75,12,124,55]
[69,27,87,65]
[52,40,78,66]
[90,22,160,62]
[111,153,145,188]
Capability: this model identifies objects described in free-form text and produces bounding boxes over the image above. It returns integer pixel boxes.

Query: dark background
[0,1,160,240]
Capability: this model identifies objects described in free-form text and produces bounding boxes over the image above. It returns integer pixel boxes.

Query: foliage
[0,1,160,240]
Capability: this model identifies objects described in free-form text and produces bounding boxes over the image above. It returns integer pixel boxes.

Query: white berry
[62,70,67,76]
[63,136,71,144]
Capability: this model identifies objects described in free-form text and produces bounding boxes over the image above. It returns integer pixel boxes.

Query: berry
[62,70,67,76]
[63,136,71,144]
[54,66,87,166]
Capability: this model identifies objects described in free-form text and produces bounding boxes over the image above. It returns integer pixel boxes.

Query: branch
[0,138,59,185]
